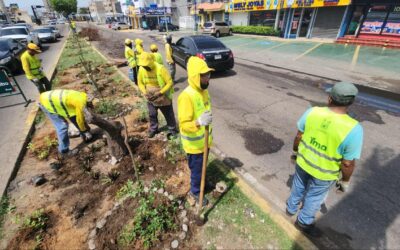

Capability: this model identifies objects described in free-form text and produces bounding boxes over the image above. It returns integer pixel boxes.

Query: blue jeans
[187,153,204,196]
[287,165,335,225]
[39,105,79,153]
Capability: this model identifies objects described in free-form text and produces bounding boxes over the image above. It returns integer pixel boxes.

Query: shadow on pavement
[212,69,237,79]
[293,146,400,249]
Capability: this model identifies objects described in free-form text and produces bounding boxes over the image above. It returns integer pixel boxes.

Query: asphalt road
[0,24,69,196]
[84,25,400,249]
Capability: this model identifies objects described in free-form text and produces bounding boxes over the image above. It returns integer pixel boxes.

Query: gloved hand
[32,78,39,83]
[82,131,93,142]
[197,111,212,126]
[336,180,350,193]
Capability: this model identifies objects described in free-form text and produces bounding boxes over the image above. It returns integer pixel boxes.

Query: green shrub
[95,99,122,116]
[231,26,280,36]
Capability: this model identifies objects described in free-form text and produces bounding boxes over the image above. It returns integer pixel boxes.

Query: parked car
[202,21,233,38]
[112,22,131,30]
[0,26,41,46]
[13,23,33,30]
[32,28,57,43]
[45,25,61,38]
[0,38,25,73]
[172,35,234,72]
[158,23,179,32]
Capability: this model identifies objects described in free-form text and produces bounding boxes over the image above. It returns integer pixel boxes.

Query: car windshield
[33,29,52,33]
[0,28,28,36]
[0,40,11,51]
[204,22,213,28]
[195,39,225,50]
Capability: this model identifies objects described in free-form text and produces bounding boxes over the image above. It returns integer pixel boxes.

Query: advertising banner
[232,0,351,12]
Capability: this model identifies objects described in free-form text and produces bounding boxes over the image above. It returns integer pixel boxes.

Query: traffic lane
[172,59,400,249]
[0,24,68,196]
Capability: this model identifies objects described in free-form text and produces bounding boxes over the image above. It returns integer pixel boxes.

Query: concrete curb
[2,31,70,197]
[210,146,318,250]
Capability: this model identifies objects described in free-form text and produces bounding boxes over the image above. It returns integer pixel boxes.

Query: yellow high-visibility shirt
[137,63,172,95]
[21,50,45,80]
[165,43,174,64]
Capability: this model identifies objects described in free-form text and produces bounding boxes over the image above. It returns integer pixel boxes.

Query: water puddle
[240,128,284,155]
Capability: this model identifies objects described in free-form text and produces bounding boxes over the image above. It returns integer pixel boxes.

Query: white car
[112,22,131,30]
[32,28,57,43]
[0,26,41,46]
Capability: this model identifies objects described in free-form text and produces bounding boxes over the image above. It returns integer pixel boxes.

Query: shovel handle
[198,125,209,213]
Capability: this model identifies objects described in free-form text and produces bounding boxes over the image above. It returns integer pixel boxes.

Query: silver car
[202,21,233,38]
[0,26,41,46]
[32,28,57,43]
[45,25,61,38]
[112,22,131,30]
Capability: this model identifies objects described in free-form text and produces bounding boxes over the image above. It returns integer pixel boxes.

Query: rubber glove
[197,111,212,126]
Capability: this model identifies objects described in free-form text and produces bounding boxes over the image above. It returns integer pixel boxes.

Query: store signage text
[295,0,314,7]
[234,0,266,11]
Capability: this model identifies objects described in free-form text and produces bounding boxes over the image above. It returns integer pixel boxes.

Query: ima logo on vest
[310,137,327,151]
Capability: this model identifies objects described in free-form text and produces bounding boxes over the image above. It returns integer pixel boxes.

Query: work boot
[167,132,178,140]
[60,148,79,159]
[295,220,322,238]
[188,191,209,207]
[148,130,157,138]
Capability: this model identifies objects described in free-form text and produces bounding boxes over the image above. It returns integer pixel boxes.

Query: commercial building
[89,0,124,23]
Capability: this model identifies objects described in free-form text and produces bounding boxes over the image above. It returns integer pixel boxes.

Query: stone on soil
[179,232,187,240]
[171,240,179,249]
[182,224,188,232]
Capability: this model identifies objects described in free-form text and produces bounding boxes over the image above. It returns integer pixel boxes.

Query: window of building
[382,6,400,36]
[361,5,389,34]
[249,10,276,27]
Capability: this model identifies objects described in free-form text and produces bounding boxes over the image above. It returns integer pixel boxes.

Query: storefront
[342,1,400,38]
[190,3,226,26]
[139,6,172,30]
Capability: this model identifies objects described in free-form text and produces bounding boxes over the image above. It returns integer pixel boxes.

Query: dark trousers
[147,102,177,134]
[187,153,204,196]
[128,67,138,85]
[32,77,51,93]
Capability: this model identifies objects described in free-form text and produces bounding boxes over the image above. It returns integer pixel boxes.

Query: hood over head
[135,38,143,46]
[187,56,214,91]
[138,52,155,68]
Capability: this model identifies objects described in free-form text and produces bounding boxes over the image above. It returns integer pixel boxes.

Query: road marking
[293,42,323,61]
[232,39,263,48]
[351,45,361,71]
[263,42,288,51]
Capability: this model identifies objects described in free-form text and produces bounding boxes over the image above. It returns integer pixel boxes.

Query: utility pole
[163,0,168,34]
[194,0,197,33]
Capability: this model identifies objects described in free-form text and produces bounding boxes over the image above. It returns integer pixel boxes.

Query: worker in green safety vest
[39,89,93,157]
[286,82,364,237]
[124,39,138,85]
[178,56,214,207]
[21,43,51,93]
[150,44,164,65]
[137,52,177,139]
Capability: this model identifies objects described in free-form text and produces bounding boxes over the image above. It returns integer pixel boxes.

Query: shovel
[195,125,209,226]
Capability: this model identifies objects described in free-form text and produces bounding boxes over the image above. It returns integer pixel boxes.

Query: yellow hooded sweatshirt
[177,56,214,154]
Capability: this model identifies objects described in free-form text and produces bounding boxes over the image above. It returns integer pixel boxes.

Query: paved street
[85,25,400,249]
[0,25,68,196]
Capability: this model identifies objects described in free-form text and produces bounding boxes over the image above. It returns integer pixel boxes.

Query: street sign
[0,70,14,94]
[0,66,31,108]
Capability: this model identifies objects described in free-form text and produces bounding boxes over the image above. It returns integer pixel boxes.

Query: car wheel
[215,31,220,38]
[118,27,121,30]
[229,29,233,36]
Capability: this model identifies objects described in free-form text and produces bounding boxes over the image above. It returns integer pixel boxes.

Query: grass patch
[0,196,15,238]
[95,99,122,117]
[134,98,148,122]
[165,137,185,164]
[57,36,106,72]
[34,110,45,126]
[27,136,58,160]
[202,155,301,249]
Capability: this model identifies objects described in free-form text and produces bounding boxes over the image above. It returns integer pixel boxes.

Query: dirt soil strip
[88,34,318,250]
[2,31,71,197]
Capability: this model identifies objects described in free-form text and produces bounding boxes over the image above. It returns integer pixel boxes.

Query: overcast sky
[5,0,90,14]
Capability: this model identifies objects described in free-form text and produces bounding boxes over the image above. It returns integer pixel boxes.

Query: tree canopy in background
[49,0,77,17]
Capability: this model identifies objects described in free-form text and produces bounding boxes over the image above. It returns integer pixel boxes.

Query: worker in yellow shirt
[124,39,138,85]
[70,20,76,33]
[39,89,93,157]
[21,43,51,93]
[150,44,163,65]
[164,35,176,82]
[137,52,177,138]
[177,56,214,206]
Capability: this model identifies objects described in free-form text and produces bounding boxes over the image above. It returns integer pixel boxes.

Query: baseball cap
[124,38,132,45]
[27,43,42,53]
[326,82,358,104]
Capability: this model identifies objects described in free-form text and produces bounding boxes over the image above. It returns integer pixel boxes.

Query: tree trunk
[84,109,128,160]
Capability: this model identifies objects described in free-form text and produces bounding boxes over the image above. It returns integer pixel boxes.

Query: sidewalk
[0,28,69,196]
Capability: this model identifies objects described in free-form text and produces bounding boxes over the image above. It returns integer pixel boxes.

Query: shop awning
[191,2,225,13]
